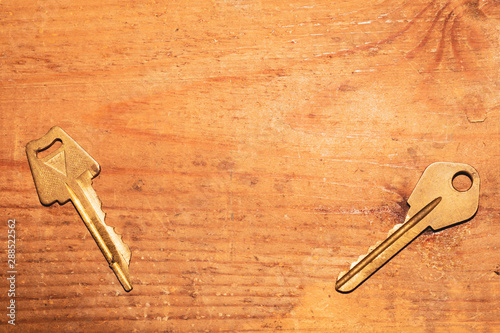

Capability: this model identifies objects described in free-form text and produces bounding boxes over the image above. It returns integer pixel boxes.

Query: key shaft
[336,197,441,293]
[66,180,132,291]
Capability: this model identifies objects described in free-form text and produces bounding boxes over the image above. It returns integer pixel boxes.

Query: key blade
[68,173,133,291]
[76,174,132,265]
[336,197,442,293]
[407,162,480,230]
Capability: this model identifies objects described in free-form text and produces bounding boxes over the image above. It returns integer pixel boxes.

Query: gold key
[26,127,132,292]
[336,162,480,293]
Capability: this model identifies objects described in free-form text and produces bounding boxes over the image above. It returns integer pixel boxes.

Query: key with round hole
[26,126,132,292]
[335,162,480,293]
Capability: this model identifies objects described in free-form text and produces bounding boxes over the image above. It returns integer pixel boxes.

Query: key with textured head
[336,162,480,293]
[26,126,132,292]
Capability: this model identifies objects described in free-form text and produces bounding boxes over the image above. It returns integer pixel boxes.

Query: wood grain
[1,0,499,331]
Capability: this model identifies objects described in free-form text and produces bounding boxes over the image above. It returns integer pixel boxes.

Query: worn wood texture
[1,0,499,331]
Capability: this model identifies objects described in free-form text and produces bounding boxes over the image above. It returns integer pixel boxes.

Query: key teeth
[106,225,132,265]
[344,238,384,273]
[367,240,382,253]
[337,270,347,280]
[339,223,405,287]
[114,227,131,256]
[387,223,403,236]
[348,252,368,270]
[93,187,131,266]
[111,227,124,244]
[90,178,104,212]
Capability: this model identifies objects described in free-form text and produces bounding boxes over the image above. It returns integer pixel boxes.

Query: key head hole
[36,139,62,158]
[452,171,473,192]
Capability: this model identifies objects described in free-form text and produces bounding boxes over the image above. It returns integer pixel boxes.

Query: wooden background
[1,0,499,331]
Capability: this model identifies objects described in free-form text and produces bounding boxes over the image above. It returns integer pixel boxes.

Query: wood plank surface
[1,0,499,332]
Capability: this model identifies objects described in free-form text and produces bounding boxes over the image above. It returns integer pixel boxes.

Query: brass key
[26,127,132,292]
[336,162,480,293]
